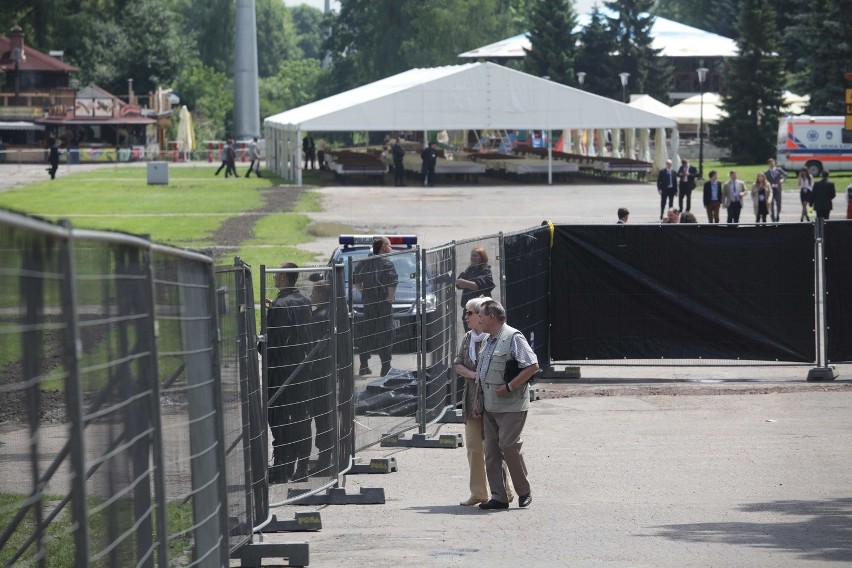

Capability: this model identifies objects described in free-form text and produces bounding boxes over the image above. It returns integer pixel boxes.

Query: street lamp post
[576,71,586,88]
[697,67,709,179]
[618,72,630,103]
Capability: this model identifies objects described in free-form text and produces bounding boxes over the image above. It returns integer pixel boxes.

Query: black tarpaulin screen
[550,223,816,363]
[823,220,852,363]
[504,226,551,365]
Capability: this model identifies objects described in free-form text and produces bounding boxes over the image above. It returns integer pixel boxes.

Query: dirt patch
[208,184,308,256]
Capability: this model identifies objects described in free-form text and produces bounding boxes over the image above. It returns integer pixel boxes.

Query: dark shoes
[358,367,372,376]
[479,499,509,510]
[519,493,532,508]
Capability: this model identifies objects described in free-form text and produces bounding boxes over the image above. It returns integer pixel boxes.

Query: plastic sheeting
[550,223,816,363]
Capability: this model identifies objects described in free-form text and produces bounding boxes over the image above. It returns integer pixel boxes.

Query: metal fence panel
[214,262,254,551]
[420,245,457,427]
[0,217,84,566]
[260,265,338,506]
[150,249,227,567]
[347,250,420,451]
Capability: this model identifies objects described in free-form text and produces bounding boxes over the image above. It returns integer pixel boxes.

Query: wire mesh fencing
[260,264,341,506]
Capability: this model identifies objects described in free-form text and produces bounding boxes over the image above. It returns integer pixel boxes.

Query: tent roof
[628,95,672,116]
[264,62,676,132]
[459,15,738,59]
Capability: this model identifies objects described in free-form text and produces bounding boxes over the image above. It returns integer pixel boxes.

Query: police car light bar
[339,235,418,246]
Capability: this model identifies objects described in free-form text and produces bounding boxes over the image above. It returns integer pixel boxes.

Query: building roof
[0,35,78,73]
[265,62,676,132]
[458,15,738,60]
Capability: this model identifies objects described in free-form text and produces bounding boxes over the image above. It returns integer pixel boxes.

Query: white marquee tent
[265,62,677,183]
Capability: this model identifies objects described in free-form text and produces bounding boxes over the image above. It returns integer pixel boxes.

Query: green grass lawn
[702,160,852,187]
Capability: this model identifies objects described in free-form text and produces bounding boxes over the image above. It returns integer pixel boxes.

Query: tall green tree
[174,60,232,140]
[259,59,324,120]
[290,4,325,61]
[574,6,618,98]
[605,0,672,101]
[255,0,301,77]
[324,0,521,94]
[523,0,579,86]
[787,0,851,115]
[712,0,784,163]
[174,0,234,74]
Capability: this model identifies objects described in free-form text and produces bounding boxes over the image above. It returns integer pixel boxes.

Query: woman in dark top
[456,247,495,330]
[752,172,772,223]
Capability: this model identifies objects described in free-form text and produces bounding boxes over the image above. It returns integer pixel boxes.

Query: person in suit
[617,207,629,224]
[722,170,747,224]
[676,159,698,213]
[810,170,836,220]
[702,170,723,223]
[225,139,239,177]
[303,134,316,170]
[765,158,786,222]
[751,172,773,223]
[657,159,677,220]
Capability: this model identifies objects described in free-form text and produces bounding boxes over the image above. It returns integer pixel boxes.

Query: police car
[331,235,438,353]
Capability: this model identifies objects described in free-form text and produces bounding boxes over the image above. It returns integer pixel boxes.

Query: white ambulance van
[776,116,852,176]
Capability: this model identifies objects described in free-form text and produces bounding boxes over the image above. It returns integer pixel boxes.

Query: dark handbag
[473,383,485,415]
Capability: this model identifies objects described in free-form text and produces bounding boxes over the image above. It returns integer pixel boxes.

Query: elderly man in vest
[475,300,539,510]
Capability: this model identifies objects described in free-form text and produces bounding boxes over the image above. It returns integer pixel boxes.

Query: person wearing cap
[421,141,438,187]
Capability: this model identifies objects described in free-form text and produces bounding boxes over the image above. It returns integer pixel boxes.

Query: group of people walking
[656,158,839,224]
[214,138,263,178]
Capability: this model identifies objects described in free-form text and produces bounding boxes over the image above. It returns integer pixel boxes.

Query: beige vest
[478,325,529,413]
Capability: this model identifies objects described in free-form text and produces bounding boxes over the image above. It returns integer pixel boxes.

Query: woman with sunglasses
[453,296,514,506]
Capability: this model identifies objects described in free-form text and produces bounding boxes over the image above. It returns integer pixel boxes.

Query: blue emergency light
[339,235,418,248]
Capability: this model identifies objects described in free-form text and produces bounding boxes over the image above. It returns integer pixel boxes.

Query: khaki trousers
[465,417,514,502]
[483,410,530,503]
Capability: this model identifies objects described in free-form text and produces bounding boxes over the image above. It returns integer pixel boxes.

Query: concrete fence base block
[437,408,465,424]
[529,387,540,402]
[288,486,386,505]
[231,541,309,567]
[265,512,323,532]
[349,457,398,474]
[807,366,839,381]
[380,432,464,448]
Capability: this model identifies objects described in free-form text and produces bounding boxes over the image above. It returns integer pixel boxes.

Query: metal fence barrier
[5,209,852,567]
[260,264,342,506]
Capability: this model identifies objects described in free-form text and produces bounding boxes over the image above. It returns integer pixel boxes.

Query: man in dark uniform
[421,141,438,187]
[266,263,313,483]
[392,138,406,186]
[676,158,698,213]
[352,237,398,376]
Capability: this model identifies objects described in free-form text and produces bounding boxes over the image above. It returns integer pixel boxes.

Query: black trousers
[678,187,693,212]
[727,201,742,223]
[660,189,675,217]
[394,160,405,185]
